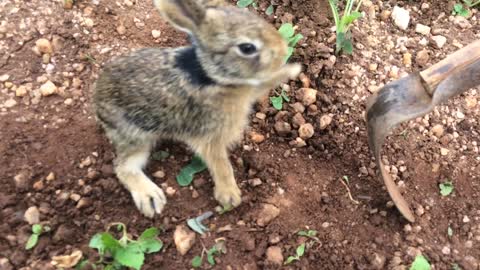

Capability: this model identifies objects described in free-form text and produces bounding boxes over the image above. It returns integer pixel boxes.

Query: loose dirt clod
[174,225,196,256]
[266,246,283,265]
[318,115,332,130]
[296,88,317,106]
[298,123,314,139]
[256,204,280,226]
[35,38,53,54]
[50,250,83,268]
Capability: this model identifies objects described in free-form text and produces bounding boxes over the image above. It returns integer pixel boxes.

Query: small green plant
[328,0,363,54]
[439,180,454,196]
[284,243,305,265]
[151,150,169,161]
[452,0,480,17]
[270,87,290,110]
[278,23,303,62]
[265,4,274,15]
[297,229,318,239]
[26,224,50,250]
[452,263,462,270]
[176,155,207,187]
[400,129,410,140]
[284,229,319,265]
[191,240,226,268]
[410,255,431,270]
[89,223,163,270]
[236,0,257,8]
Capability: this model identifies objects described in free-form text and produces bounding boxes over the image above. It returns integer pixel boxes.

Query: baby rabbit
[93,0,301,217]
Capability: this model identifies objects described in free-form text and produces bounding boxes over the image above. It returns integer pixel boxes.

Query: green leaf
[104,265,115,270]
[410,255,431,270]
[288,33,303,48]
[285,47,294,62]
[192,256,203,268]
[296,243,305,257]
[25,234,39,250]
[139,238,163,254]
[75,259,90,270]
[452,263,462,270]
[270,95,283,110]
[32,224,42,234]
[298,230,317,237]
[278,23,295,40]
[207,253,216,265]
[284,256,298,265]
[207,247,218,265]
[140,227,159,240]
[115,244,145,270]
[176,155,207,187]
[342,38,353,54]
[453,3,470,17]
[281,89,290,102]
[237,0,254,8]
[439,181,454,196]
[218,204,233,215]
[89,233,121,256]
[341,11,363,26]
[448,226,453,237]
[152,150,169,161]
[265,5,274,15]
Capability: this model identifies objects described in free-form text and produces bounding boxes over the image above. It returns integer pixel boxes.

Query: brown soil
[1,0,479,269]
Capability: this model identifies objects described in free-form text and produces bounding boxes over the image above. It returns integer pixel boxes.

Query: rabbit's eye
[237,43,258,56]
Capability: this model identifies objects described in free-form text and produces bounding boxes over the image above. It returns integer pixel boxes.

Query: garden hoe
[366,40,480,222]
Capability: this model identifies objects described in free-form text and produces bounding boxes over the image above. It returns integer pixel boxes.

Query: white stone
[0,74,9,82]
[415,23,431,35]
[431,35,447,48]
[151,30,161,38]
[392,6,410,30]
[40,80,57,96]
[4,99,17,108]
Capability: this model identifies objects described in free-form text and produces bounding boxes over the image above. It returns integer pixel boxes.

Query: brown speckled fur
[93,0,301,217]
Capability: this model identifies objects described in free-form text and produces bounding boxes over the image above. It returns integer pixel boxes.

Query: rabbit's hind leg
[108,131,166,218]
[191,139,242,208]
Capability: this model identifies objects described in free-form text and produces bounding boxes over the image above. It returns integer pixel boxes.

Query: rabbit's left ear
[153,0,206,34]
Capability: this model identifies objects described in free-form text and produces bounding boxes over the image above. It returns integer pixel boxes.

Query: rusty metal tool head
[366,40,480,222]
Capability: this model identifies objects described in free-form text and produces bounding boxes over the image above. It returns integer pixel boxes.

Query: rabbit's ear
[153,0,206,34]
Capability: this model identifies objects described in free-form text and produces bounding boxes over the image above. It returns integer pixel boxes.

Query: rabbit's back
[93,47,227,138]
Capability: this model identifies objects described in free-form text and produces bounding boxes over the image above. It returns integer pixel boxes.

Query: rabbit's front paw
[130,179,167,218]
[214,183,242,208]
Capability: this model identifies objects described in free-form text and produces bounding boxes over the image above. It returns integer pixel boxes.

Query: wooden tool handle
[419,39,480,95]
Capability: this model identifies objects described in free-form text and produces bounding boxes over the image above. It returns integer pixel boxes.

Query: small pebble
[24,206,40,224]
[153,170,165,178]
[392,6,410,30]
[151,30,161,38]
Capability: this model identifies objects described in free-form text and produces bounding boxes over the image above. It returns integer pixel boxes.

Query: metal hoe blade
[366,60,480,222]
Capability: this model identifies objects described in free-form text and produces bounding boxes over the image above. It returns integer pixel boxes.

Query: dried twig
[339,178,360,205]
